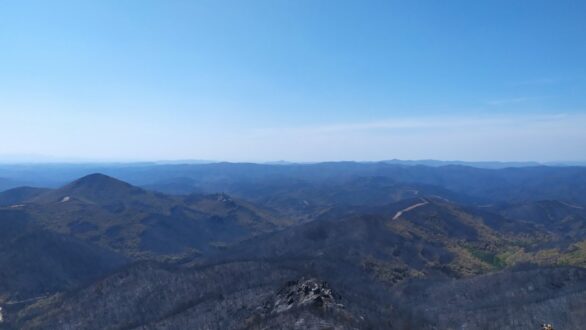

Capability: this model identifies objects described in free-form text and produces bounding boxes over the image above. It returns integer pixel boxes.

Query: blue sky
[1,0,585,162]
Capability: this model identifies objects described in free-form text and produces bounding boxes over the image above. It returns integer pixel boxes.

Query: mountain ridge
[1,166,586,329]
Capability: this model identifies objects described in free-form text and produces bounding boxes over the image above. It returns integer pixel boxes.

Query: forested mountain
[1,163,585,329]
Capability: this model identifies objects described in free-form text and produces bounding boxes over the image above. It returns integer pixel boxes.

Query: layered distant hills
[1,163,586,329]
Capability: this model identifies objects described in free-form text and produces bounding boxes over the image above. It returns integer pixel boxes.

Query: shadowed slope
[0,187,50,207]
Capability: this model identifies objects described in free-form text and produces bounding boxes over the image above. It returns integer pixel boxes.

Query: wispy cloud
[238,113,586,162]
[509,78,560,86]
[487,97,533,106]
[253,113,571,136]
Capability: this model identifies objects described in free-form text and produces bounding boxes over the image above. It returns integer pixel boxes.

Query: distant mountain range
[1,164,586,329]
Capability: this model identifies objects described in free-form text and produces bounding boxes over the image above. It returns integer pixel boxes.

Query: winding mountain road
[392,199,429,220]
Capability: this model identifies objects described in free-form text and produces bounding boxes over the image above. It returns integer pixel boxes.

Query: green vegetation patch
[466,247,507,269]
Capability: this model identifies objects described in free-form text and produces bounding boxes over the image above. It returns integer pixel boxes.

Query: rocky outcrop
[245,278,365,330]
[264,278,341,313]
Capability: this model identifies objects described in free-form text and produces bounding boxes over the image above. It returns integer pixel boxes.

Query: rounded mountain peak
[35,173,146,205]
[69,173,132,189]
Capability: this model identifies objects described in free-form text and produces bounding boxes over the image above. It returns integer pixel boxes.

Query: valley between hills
[0,162,585,329]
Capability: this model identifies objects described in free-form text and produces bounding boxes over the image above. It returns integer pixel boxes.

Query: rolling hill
[10,174,290,259]
[0,174,292,304]
[1,165,586,329]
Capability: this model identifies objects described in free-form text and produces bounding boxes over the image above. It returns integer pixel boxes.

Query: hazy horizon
[0,154,584,166]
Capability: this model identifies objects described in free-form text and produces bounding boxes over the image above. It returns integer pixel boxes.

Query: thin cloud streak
[509,78,560,86]
[253,113,572,136]
[487,97,534,106]
[240,113,586,162]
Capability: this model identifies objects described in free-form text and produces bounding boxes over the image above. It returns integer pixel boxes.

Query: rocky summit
[264,278,340,313]
[245,278,365,330]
